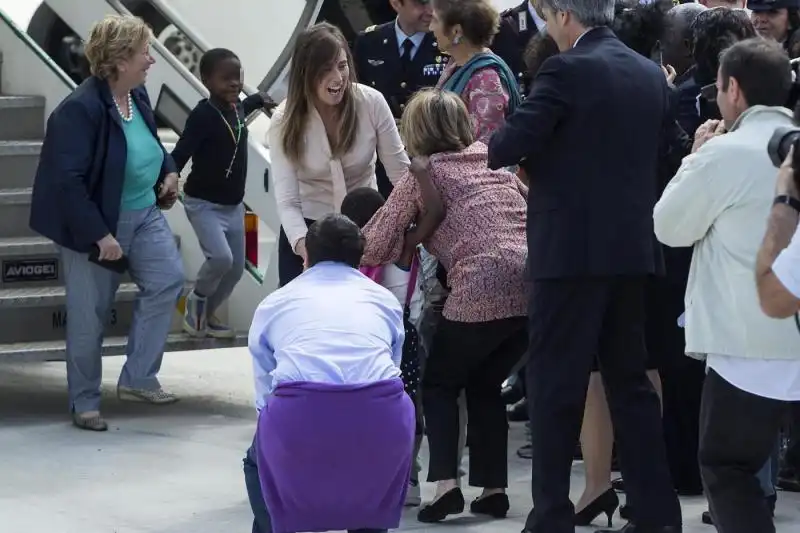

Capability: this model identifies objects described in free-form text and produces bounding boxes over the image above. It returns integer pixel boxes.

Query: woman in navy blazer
[29,14,185,431]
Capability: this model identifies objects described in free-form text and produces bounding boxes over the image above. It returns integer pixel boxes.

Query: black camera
[768,126,800,169]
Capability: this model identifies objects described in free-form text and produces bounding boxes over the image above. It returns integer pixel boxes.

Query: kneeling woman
[248,214,415,533]
[361,89,529,523]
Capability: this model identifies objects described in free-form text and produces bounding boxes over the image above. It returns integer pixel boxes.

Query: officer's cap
[747,0,800,11]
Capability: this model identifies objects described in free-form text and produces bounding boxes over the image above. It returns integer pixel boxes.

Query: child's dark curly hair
[611,0,674,59]
[691,7,756,85]
[340,187,385,229]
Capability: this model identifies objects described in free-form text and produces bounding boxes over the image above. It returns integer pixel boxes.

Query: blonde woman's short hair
[84,15,152,80]
[401,89,475,157]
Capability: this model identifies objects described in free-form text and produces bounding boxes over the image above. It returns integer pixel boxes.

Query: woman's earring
[452,35,461,46]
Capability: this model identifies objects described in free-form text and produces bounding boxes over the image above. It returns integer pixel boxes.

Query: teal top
[120,101,164,211]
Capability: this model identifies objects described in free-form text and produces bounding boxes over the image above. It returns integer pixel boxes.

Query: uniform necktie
[401,38,414,71]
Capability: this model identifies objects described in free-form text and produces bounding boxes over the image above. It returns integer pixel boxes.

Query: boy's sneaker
[405,480,421,507]
[118,386,179,405]
[183,291,207,336]
[207,315,236,339]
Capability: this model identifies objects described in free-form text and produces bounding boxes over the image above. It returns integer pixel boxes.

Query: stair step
[0,143,40,188]
[0,235,182,289]
[0,97,44,141]
[0,332,248,362]
[0,235,55,256]
[0,282,138,308]
[0,95,45,108]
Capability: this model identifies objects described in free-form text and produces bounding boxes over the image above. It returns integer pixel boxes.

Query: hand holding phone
[96,234,123,260]
[89,235,129,274]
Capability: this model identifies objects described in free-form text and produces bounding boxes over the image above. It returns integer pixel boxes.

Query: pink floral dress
[437,58,511,143]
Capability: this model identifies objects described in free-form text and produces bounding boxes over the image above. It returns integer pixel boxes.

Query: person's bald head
[663,2,708,76]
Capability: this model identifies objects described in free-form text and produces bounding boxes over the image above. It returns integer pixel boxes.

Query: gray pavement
[0,347,798,533]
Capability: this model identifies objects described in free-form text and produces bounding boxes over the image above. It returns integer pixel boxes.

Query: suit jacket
[488,27,669,280]
[352,21,445,119]
[29,76,176,253]
[491,1,539,95]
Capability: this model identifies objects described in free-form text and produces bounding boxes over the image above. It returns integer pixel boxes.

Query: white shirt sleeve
[248,297,278,411]
[268,108,308,252]
[772,221,800,298]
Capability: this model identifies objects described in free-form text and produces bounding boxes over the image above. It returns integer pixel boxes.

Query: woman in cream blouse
[268,22,410,286]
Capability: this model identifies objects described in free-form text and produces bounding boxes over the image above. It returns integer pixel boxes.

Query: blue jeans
[243,437,387,533]
[61,205,184,413]
[183,196,245,316]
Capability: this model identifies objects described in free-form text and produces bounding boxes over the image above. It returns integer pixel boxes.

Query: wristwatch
[774,194,800,212]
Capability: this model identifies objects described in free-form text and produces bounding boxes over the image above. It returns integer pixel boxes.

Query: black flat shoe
[574,488,619,527]
[470,493,509,518]
[517,443,533,459]
[620,503,633,521]
[417,488,465,523]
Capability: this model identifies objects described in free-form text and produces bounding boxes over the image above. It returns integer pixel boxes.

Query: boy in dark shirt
[171,48,275,338]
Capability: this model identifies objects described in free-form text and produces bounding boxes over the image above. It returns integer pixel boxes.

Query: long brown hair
[280,23,359,167]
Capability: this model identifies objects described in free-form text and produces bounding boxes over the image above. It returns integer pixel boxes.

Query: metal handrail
[0,7,76,90]
[138,0,262,96]
[114,0,269,121]
[106,0,207,97]
[105,0,268,282]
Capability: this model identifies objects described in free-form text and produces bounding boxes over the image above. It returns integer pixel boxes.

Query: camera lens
[767,126,800,167]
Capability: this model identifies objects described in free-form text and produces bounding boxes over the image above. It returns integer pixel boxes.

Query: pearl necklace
[114,92,134,122]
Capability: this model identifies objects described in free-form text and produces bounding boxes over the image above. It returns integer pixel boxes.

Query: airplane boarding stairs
[0,3,281,362]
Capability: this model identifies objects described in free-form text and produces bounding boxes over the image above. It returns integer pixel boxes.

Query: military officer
[491,0,546,97]
[353,0,446,197]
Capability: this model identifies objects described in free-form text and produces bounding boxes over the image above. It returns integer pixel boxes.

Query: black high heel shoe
[574,488,619,527]
[417,487,465,523]
[470,493,510,518]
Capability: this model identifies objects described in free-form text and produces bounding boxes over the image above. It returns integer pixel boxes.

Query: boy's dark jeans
[243,437,387,533]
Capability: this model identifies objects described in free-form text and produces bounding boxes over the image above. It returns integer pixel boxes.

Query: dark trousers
[661,353,705,494]
[524,276,681,533]
[424,315,527,487]
[699,369,792,533]
[243,438,387,533]
[784,404,800,472]
[277,219,315,288]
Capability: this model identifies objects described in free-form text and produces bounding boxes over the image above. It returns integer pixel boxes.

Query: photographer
[654,37,800,533]
[756,147,800,317]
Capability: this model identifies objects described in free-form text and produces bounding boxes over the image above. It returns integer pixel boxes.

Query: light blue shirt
[248,261,405,411]
[120,101,164,211]
[395,19,426,59]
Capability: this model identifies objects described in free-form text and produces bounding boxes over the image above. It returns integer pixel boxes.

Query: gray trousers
[61,205,184,413]
[183,196,245,316]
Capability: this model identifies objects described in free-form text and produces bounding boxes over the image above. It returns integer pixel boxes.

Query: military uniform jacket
[353,21,447,119]
[491,1,538,96]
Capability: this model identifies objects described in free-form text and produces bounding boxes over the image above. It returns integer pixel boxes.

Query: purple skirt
[256,378,415,533]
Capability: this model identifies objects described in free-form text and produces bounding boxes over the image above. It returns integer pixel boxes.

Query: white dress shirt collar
[395,18,426,58]
[526,2,547,31]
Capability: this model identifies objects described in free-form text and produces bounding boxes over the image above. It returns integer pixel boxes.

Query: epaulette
[365,25,377,33]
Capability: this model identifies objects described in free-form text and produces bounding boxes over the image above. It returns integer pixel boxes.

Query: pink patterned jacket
[361,143,528,323]
[437,59,511,143]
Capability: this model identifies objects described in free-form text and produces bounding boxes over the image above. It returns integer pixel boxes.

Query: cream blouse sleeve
[267,107,308,253]
[367,88,410,185]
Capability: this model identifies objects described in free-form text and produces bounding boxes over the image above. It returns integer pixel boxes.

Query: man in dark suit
[352,0,445,197]
[492,0,546,96]
[487,0,682,532]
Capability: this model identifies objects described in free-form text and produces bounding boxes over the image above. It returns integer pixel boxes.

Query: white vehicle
[2,1,524,95]
[0,0,521,361]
